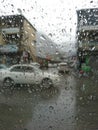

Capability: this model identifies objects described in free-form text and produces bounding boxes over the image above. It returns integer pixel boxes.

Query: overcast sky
[0,0,98,44]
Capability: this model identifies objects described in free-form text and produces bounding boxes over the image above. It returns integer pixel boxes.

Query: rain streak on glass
[0,0,98,130]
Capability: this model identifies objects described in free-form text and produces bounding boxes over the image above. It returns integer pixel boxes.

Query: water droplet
[48,125,53,129]
[1,0,4,3]
[40,35,46,40]
[90,1,93,3]
[49,105,54,111]
[48,33,52,37]
[17,8,22,14]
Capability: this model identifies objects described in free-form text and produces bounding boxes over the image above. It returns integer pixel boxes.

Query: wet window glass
[0,0,98,130]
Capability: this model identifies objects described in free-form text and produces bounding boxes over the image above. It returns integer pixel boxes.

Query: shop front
[0,44,20,66]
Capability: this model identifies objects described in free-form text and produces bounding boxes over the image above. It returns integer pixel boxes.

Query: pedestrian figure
[23,49,28,63]
[2,55,6,64]
[17,55,20,64]
[27,51,30,63]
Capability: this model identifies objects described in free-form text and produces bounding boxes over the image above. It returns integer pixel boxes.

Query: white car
[57,62,70,73]
[0,64,60,88]
[30,62,40,68]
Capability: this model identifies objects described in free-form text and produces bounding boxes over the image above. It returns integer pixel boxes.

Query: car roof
[30,62,40,65]
[58,62,67,65]
[10,64,35,68]
[9,64,40,70]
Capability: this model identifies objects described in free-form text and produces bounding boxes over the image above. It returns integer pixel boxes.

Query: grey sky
[0,0,97,44]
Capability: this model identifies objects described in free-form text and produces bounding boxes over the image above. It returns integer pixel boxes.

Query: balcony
[78,25,98,31]
[2,27,20,34]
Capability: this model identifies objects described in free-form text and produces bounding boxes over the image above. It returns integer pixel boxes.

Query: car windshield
[0,0,98,130]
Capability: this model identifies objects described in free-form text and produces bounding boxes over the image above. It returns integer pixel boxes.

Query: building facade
[76,8,98,69]
[0,14,37,63]
[76,8,98,53]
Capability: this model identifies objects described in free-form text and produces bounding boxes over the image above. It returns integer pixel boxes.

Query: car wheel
[41,78,53,89]
[3,78,15,88]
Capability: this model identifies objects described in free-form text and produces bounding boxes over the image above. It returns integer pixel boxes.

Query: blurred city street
[0,0,98,130]
[0,67,98,130]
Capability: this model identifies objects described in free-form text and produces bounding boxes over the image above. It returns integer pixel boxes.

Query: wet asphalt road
[0,68,98,130]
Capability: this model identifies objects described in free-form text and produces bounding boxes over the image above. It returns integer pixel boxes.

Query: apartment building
[76,8,98,69]
[0,14,37,62]
[76,8,98,54]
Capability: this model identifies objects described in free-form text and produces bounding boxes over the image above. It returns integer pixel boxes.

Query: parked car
[0,64,60,88]
[30,62,40,68]
[0,64,7,70]
[57,62,70,73]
